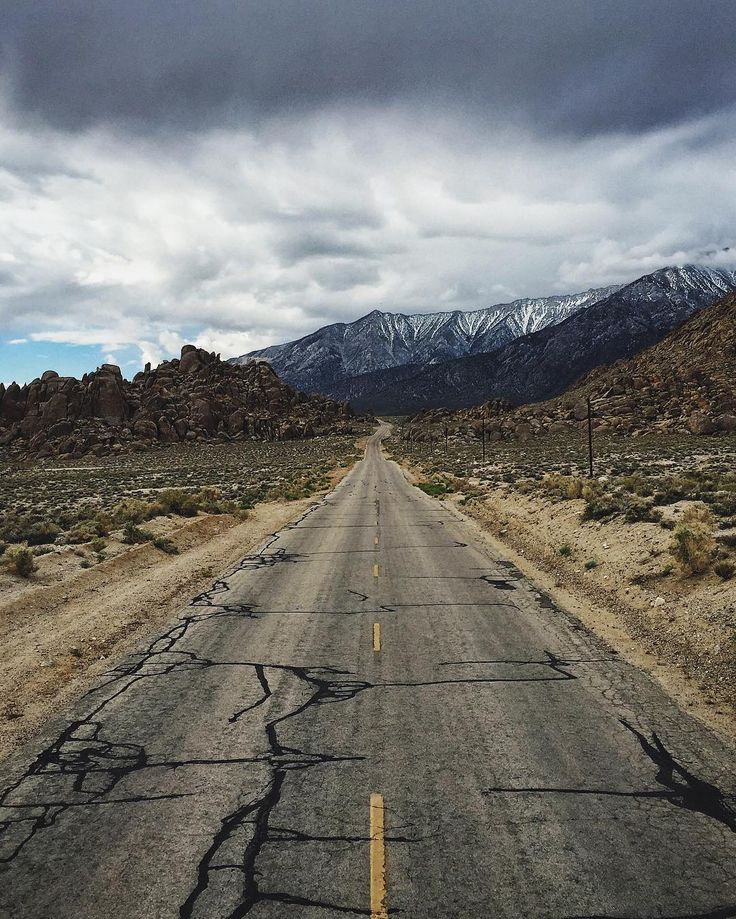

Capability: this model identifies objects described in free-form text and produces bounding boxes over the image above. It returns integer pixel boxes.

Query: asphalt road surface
[2,425,736,918]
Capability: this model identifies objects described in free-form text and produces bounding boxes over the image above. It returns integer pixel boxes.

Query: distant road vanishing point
[1,425,736,917]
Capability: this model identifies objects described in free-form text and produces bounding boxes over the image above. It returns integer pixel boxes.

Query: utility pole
[587,396,594,478]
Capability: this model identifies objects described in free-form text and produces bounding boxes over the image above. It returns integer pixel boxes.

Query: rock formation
[0,347,355,459]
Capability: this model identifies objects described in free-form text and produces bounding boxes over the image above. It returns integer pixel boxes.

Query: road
[1,424,736,918]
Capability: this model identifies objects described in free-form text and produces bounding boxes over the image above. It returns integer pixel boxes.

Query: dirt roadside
[397,460,736,744]
[0,493,329,759]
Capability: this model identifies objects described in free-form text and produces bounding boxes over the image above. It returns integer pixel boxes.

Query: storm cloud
[1,2,735,379]
[4,1,736,134]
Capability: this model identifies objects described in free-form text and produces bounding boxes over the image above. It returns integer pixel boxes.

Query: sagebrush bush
[112,498,160,524]
[670,517,715,576]
[682,504,715,527]
[122,521,154,545]
[5,546,37,577]
[714,560,735,581]
[152,535,178,555]
[158,489,201,517]
[0,513,60,546]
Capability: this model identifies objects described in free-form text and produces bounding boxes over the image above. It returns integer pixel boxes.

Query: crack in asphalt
[621,721,736,833]
[179,663,375,917]
[479,719,736,840]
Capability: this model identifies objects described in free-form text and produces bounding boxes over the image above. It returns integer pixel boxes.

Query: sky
[2,0,736,384]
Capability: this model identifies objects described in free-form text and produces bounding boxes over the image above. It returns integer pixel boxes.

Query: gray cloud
[3,1,736,135]
[2,2,736,382]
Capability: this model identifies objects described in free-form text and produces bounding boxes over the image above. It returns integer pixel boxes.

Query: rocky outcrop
[0,347,355,459]
[406,291,736,441]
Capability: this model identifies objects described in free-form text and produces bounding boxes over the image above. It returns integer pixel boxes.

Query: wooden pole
[587,396,594,478]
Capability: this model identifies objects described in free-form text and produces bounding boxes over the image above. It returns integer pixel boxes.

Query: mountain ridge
[231,284,621,393]
[231,265,736,414]
[341,265,736,413]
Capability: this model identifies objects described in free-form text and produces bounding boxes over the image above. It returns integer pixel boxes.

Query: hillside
[0,346,354,460]
[411,290,736,439]
[356,265,736,413]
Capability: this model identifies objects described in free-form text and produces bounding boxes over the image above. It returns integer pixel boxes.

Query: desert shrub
[558,544,572,557]
[681,504,715,527]
[669,519,715,577]
[417,481,454,497]
[710,493,736,517]
[158,488,201,517]
[195,487,238,515]
[584,559,598,570]
[539,473,587,500]
[122,521,154,545]
[5,546,37,577]
[618,473,653,497]
[112,498,160,524]
[566,478,585,499]
[582,494,622,521]
[26,519,61,545]
[79,559,93,569]
[67,519,108,544]
[714,560,735,581]
[623,498,662,524]
[0,513,60,546]
[152,535,178,555]
[33,545,54,556]
[90,537,106,553]
[581,483,600,501]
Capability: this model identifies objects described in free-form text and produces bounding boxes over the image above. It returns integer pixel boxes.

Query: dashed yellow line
[373,563,380,578]
[374,535,379,546]
[372,622,381,652]
[370,794,388,919]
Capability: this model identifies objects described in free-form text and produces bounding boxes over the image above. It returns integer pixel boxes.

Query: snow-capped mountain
[346,265,736,414]
[230,285,620,394]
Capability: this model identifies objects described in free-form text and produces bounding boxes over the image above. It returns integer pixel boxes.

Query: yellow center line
[374,535,379,546]
[373,563,380,578]
[370,794,388,919]
[372,622,381,652]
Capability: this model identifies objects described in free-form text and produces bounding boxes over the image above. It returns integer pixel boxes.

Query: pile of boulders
[0,346,355,459]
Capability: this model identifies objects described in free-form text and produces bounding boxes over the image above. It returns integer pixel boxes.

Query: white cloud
[1,97,735,371]
[8,338,27,344]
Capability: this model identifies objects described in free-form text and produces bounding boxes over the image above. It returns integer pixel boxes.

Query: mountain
[231,286,620,395]
[351,265,736,414]
[0,346,355,459]
[412,289,736,439]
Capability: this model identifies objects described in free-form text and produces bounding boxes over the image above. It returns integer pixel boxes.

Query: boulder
[687,412,717,435]
[715,414,736,433]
